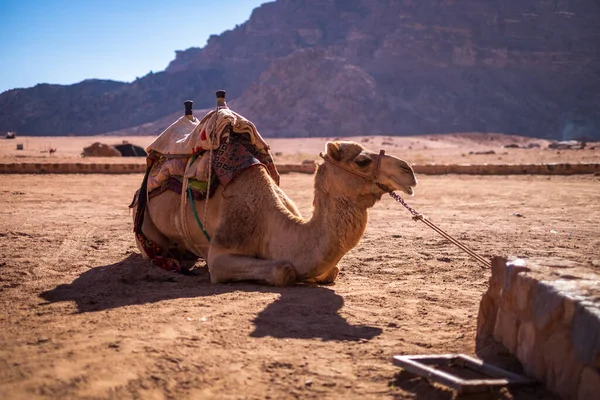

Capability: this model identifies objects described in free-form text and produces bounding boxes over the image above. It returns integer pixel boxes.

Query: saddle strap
[179,154,208,257]
[132,157,185,274]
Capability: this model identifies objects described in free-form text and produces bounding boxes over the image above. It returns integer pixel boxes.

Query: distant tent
[6,131,16,139]
[113,143,147,157]
[82,142,121,157]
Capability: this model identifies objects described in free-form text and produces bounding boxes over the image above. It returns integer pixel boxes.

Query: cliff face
[2,0,599,139]
[231,0,600,138]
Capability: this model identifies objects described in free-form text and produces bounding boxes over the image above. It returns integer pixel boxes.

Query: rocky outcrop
[1,0,599,139]
[0,71,227,136]
[232,48,386,137]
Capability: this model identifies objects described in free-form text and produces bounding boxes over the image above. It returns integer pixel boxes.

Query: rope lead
[388,191,491,269]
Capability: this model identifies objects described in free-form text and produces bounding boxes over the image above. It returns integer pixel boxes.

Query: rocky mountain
[1,0,599,139]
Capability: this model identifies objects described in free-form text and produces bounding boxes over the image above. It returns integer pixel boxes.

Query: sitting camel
[134,140,417,286]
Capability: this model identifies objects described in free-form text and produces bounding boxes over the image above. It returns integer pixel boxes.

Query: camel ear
[326,142,343,161]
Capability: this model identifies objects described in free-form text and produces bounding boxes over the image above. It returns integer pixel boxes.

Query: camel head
[318,141,417,207]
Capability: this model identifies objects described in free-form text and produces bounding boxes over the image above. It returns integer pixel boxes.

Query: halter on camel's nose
[320,146,417,195]
[371,150,417,195]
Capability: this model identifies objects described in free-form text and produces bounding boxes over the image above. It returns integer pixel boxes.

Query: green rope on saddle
[188,185,211,242]
[187,152,211,242]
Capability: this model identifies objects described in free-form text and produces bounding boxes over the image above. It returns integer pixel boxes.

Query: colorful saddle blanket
[146,130,279,195]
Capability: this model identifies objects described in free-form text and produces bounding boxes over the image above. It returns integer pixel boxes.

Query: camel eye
[355,158,372,168]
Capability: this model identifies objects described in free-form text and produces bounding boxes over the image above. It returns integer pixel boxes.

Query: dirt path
[1,173,598,399]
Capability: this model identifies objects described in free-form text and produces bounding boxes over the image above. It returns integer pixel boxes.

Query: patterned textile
[147,177,217,202]
[213,132,280,187]
[135,232,182,273]
[146,156,189,193]
[144,133,278,195]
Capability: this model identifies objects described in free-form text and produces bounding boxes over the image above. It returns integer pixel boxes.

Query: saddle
[131,92,280,273]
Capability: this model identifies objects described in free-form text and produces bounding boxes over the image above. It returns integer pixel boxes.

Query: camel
[134,140,417,286]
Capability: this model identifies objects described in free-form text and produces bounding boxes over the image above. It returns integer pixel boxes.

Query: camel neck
[309,184,370,256]
[268,165,372,279]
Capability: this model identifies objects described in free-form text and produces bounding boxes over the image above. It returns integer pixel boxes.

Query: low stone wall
[274,163,600,175]
[0,163,146,174]
[413,163,600,175]
[276,163,318,174]
[0,162,598,175]
[477,257,600,399]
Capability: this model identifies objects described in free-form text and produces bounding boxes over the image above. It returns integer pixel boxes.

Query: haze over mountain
[1,0,599,140]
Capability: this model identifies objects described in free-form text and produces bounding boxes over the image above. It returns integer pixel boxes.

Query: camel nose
[398,160,413,173]
[398,161,417,186]
[399,162,412,173]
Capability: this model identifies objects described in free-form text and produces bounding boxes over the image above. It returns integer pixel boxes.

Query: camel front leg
[208,252,297,287]
[304,266,340,285]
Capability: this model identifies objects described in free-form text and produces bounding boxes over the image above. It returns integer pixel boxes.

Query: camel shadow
[250,284,381,341]
[40,253,381,342]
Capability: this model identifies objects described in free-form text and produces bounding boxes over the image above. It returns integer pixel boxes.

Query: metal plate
[393,354,534,394]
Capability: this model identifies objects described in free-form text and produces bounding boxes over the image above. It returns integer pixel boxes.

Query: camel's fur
[134,141,417,286]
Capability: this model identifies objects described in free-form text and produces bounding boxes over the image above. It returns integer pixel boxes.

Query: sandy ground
[1,133,599,166]
[1,167,599,399]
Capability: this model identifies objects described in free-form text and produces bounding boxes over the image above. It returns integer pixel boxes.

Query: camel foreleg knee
[304,266,340,285]
[208,253,297,287]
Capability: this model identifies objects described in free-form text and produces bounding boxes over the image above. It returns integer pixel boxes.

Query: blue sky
[0,0,268,93]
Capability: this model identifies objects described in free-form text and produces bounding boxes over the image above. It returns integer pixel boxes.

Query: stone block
[514,274,536,318]
[500,259,534,319]
[517,321,546,380]
[532,281,564,332]
[476,289,497,337]
[490,256,508,290]
[476,256,508,339]
[572,304,600,368]
[542,329,582,399]
[578,367,600,400]
[493,309,519,354]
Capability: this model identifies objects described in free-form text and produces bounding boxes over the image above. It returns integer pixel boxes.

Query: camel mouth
[398,185,414,196]
[388,174,417,196]
[377,182,414,196]
[399,174,418,196]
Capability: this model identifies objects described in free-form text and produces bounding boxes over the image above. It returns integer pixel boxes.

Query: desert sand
[0,134,599,399]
